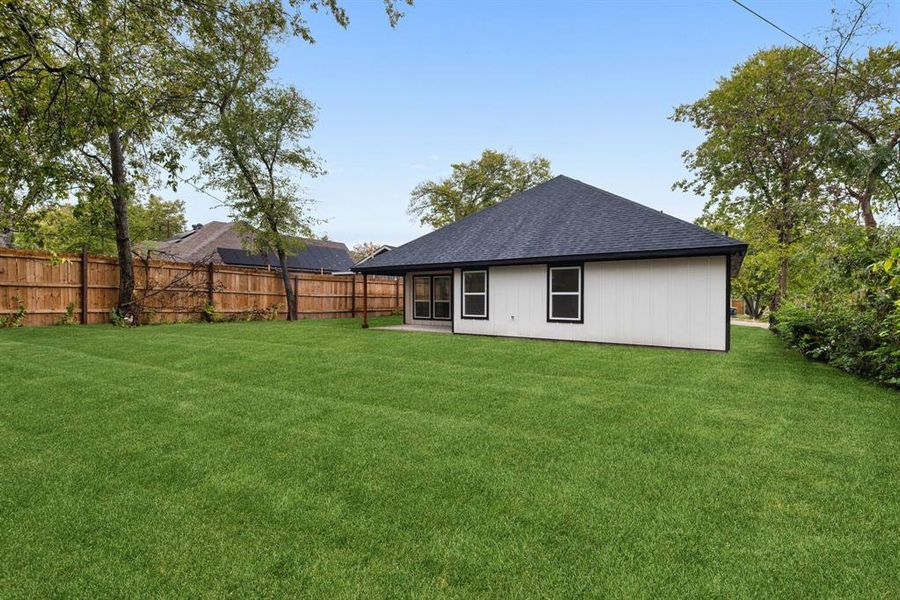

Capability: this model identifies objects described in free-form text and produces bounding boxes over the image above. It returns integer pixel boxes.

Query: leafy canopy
[408,150,552,229]
[16,195,186,256]
[673,47,837,307]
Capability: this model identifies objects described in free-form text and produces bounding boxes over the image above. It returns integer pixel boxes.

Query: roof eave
[352,244,749,277]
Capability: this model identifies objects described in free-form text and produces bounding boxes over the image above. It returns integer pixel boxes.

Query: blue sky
[176,0,897,246]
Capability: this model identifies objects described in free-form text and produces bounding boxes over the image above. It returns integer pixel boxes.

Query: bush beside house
[772,243,900,389]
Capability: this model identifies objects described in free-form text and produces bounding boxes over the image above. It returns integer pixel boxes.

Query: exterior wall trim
[546,263,585,324]
[460,268,489,320]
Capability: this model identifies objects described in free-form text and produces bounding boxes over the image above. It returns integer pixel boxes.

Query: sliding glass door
[412,274,452,321]
[413,276,431,319]
[432,275,451,320]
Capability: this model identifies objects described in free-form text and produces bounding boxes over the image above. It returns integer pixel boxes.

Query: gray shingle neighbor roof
[354,176,747,275]
[151,221,354,273]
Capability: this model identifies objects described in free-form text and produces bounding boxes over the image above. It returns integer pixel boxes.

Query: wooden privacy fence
[0,248,402,327]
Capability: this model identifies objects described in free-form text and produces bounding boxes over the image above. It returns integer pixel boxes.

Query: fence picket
[0,248,402,326]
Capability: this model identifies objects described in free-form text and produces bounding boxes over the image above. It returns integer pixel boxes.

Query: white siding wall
[452,256,728,350]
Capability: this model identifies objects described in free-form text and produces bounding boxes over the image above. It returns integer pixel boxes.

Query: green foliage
[872,246,900,310]
[202,302,222,323]
[1,0,411,317]
[408,149,553,229]
[773,302,900,389]
[820,45,900,228]
[201,302,281,323]
[733,251,779,319]
[350,241,383,262]
[137,195,188,242]
[57,302,77,326]
[185,12,329,320]
[0,75,70,246]
[196,85,323,256]
[0,296,27,328]
[772,231,900,388]
[108,308,132,328]
[700,213,779,318]
[673,47,836,308]
[15,195,187,256]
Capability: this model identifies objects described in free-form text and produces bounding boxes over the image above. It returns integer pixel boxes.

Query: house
[352,175,747,351]
[354,244,396,266]
[151,221,355,274]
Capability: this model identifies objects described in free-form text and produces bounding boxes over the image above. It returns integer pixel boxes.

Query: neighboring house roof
[353,175,747,275]
[217,246,354,272]
[353,244,396,266]
[151,221,354,273]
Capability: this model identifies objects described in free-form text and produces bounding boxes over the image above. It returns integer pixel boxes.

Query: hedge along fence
[0,248,402,327]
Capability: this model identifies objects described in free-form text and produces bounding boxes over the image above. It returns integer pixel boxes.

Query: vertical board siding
[454,256,729,351]
[0,248,401,326]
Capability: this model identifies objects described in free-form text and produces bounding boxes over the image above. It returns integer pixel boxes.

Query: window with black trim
[413,276,431,319]
[548,265,582,322]
[462,270,488,319]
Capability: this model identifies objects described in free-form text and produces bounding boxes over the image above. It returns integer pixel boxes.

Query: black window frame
[546,263,584,324]
[460,268,489,320]
[411,273,452,321]
[412,275,431,319]
[431,274,452,321]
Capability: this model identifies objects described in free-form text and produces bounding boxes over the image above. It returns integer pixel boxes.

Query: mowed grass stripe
[1,317,898,597]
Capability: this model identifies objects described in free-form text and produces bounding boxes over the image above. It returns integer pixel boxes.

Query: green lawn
[1,317,898,598]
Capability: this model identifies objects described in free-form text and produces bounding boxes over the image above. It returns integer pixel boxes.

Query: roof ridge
[560,176,740,244]
[412,175,566,233]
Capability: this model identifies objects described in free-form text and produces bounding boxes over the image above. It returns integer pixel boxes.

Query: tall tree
[408,150,553,229]
[1,0,195,321]
[823,45,900,232]
[672,47,834,310]
[185,0,410,319]
[192,84,323,321]
[819,0,900,232]
[1,0,413,321]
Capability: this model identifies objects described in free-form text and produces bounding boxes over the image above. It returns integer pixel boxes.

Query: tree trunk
[858,188,877,231]
[771,256,789,312]
[743,294,765,320]
[108,127,136,322]
[276,248,296,321]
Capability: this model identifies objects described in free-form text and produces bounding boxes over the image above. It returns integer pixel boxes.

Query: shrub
[1,296,27,328]
[200,303,282,323]
[202,302,222,323]
[773,302,900,389]
[109,308,133,327]
[57,302,78,326]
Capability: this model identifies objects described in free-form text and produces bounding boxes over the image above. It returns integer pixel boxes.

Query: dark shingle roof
[354,176,746,275]
[151,221,354,272]
[217,245,354,273]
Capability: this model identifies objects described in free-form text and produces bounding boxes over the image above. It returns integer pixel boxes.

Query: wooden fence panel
[0,248,402,327]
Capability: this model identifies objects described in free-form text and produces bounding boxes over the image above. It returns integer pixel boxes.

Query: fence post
[80,247,89,324]
[362,274,368,328]
[294,275,300,319]
[207,263,214,306]
[350,274,356,318]
[395,277,400,312]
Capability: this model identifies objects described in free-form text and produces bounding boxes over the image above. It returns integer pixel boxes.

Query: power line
[729,0,900,106]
